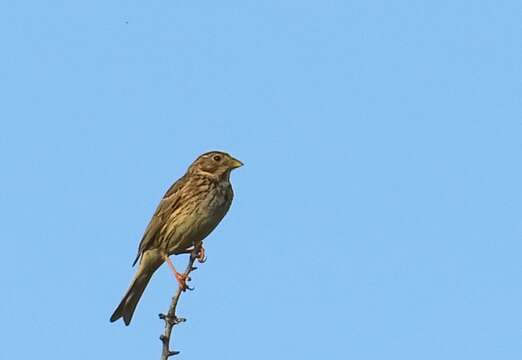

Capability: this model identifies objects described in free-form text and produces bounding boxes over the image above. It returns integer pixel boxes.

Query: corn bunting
[110,151,243,325]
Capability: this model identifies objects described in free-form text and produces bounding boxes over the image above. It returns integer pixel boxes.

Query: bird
[110,151,243,325]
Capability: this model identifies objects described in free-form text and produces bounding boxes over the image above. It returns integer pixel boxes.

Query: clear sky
[1,1,521,359]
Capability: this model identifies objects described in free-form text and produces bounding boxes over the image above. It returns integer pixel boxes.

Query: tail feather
[110,253,162,325]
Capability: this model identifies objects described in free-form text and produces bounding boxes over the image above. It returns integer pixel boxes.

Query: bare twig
[158,247,201,359]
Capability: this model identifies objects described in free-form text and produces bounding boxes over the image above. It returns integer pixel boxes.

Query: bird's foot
[175,271,192,291]
[196,246,206,263]
[181,245,207,263]
[165,256,193,291]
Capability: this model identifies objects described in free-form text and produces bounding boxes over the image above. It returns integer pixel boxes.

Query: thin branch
[158,247,201,359]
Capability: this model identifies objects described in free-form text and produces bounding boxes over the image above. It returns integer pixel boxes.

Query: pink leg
[165,256,188,291]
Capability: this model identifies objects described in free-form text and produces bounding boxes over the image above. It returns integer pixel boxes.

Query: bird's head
[188,151,243,179]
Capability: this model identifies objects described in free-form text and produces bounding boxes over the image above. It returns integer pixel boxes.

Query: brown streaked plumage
[110,151,243,325]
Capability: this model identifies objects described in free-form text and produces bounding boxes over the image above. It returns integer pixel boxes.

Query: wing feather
[132,175,187,266]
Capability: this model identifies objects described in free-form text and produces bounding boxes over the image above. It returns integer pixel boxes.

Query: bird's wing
[132,175,187,266]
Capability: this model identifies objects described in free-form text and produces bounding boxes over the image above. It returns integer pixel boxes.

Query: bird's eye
[213,155,222,162]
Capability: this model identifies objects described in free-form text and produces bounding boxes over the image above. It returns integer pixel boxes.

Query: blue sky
[1,1,521,359]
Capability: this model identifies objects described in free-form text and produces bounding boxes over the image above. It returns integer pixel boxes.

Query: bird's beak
[229,157,244,169]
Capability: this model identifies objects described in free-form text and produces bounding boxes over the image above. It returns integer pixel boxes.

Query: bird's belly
[166,205,227,255]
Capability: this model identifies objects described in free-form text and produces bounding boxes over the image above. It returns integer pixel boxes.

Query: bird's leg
[165,256,189,291]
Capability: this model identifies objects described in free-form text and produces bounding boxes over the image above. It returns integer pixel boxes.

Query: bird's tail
[110,253,162,325]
